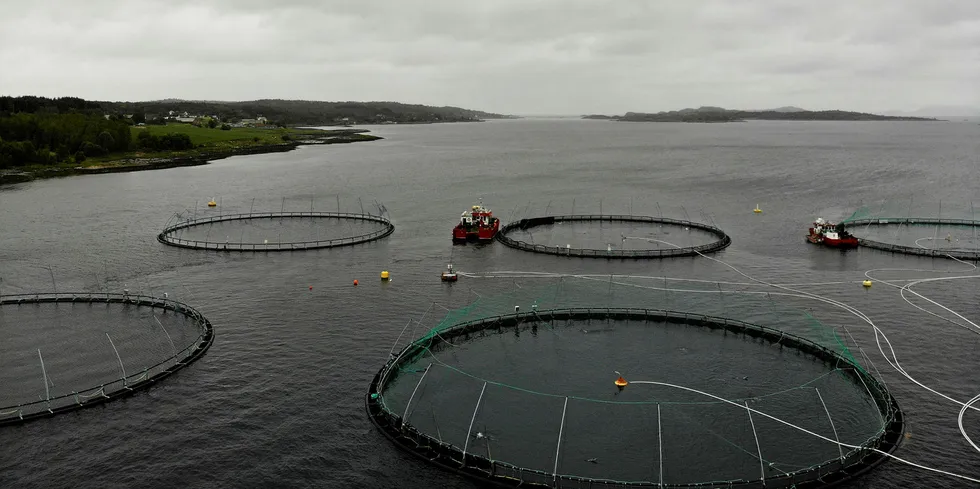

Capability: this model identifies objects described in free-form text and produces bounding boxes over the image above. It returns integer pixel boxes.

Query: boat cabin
[460,205,494,228]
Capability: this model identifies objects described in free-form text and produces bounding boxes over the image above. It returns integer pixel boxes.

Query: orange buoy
[614,376,628,388]
[353,279,358,286]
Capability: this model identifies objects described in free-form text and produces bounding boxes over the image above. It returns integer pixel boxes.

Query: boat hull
[823,237,859,248]
[806,223,858,249]
[441,272,458,282]
[452,221,499,243]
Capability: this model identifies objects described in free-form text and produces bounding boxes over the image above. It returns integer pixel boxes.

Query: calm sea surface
[1,118,979,488]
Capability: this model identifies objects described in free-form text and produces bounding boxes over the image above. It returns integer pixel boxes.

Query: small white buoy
[515,305,520,313]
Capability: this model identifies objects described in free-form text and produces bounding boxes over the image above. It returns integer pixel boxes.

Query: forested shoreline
[0,95,511,170]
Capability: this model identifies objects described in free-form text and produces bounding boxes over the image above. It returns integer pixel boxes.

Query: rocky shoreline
[0,132,382,185]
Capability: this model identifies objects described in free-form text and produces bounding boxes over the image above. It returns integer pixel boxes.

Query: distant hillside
[584,106,938,123]
[0,95,515,170]
[885,106,980,118]
[767,106,807,113]
[0,96,516,126]
[104,99,518,126]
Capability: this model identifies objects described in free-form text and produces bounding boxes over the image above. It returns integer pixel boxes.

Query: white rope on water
[865,255,979,328]
[958,392,980,455]
[657,404,663,487]
[897,275,980,334]
[744,400,765,484]
[458,270,881,288]
[685,233,980,464]
[629,379,980,485]
[427,224,980,476]
[459,265,980,420]
[864,249,978,332]
[571,235,980,418]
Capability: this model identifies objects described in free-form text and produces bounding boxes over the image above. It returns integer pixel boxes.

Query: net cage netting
[841,200,980,259]
[158,197,393,251]
[494,198,730,258]
[0,293,212,425]
[368,277,902,488]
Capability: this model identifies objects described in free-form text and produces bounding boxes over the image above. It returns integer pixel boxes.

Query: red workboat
[806,218,859,248]
[453,201,500,243]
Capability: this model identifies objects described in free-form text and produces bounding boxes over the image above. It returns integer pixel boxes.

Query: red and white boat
[441,263,458,282]
[806,218,859,248]
[452,201,500,243]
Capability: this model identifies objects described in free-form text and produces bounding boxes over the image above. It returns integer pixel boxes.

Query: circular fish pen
[842,201,980,260]
[842,218,980,260]
[157,211,394,251]
[0,293,213,426]
[496,215,731,258]
[367,282,902,488]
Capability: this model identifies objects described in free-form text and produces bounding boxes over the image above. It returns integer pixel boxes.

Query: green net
[410,276,865,373]
[841,200,980,257]
[802,310,864,375]
[373,276,898,487]
[843,199,979,223]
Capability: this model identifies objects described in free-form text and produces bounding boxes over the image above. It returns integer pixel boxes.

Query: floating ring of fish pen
[0,293,214,426]
[842,218,980,261]
[157,211,394,251]
[495,215,731,259]
[366,308,903,488]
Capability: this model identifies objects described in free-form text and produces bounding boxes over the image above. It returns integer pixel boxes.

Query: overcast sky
[1,0,978,115]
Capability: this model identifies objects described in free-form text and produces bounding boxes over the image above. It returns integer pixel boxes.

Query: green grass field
[3,123,378,179]
[130,124,325,147]
[77,124,359,166]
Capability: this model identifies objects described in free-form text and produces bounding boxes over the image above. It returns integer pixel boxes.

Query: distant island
[583,106,939,123]
[0,96,516,183]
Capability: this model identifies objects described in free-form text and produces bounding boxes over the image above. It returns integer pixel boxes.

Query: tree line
[0,112,133,167]
[0,94,515,168]
[0,96,193,168]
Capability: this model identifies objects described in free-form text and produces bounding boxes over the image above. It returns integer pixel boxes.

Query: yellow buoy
[753,204,762,213]
[381,270,390,280]
[863,280,872,288]
[614,376,628,388]
[207,197,217,207]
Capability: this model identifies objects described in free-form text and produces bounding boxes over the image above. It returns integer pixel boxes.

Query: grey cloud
[1,0,977,114]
